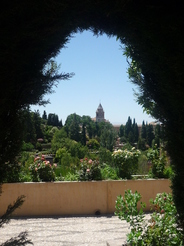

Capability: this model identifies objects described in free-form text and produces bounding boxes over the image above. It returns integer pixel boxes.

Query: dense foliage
[115,190,183,245]
[0,108,172,183]
[29,155,57,182]
[78,158,102,181]
[112,148,141,179]
[118,117,162,150]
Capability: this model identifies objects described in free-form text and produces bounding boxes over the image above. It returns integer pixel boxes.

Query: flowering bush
[78,158,102,181]
[115,190,146,245]
[115,190,183,245]
[147,192,183,245]
[112,148,141,179]
[29,155,57,182]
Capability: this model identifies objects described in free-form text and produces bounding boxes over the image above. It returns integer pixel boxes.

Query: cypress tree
[133,123,139,143]
[22,108,36,144]
[124,116,132,139]
[32,110,44,139]
[42,110,47,120]
[141,121,147,140]
[119,124,125,138]
[69,114,81,142]
[146,124,154,147]
[153,124,162,147]
[81,124,86,146]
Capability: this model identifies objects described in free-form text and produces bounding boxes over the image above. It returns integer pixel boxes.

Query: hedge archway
[1,0,184,233]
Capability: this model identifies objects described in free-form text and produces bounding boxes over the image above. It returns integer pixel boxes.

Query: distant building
[96,103,105,122]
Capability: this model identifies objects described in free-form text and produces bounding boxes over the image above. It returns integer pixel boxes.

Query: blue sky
[31,30,155,125]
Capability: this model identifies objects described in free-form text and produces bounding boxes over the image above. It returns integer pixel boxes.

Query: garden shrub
[78,158,102,181]
[60,152,74,167]
[115,190,183,245]
[17,153,34,182]
[69,142,88,159]
[29,155,57,181]
[54,165,67,178]
[137,153,149,175]
[112,148,141,179]
[51,130,68,153]
[64,172,79,181]
[163,165,174,179]
[21,141,34,151]
[55,173,65,181]
[87,138,100,150]
[36,142,42,151]
[9,153,32,182]
[2,152,35,182]
[2,161,22,183]
[121,142,133,150]
[85,151,98,160]
[147,146,168,178]
[100,163,119,180]
[55,147,68,163]
[55,148,78,167]
[19,152,34,166]
[19,172,32,182]
[98,147,113,165]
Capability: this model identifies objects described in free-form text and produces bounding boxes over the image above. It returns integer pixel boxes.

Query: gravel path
[0,215,130,246]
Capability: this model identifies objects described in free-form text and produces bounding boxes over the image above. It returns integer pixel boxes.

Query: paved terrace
[0,215,130,246]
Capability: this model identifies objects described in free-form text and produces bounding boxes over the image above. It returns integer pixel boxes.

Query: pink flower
[161,209,165,214]
[86,168,90,172]
[88,159,92,164]
[80,159,83,162]
[85,158,88,161]
[49,164,52,168]
[34,156,40,162]
[38,163,40,167]
[35,167,38,171]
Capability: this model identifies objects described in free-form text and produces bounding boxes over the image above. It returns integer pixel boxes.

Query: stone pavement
[0,215,130,246]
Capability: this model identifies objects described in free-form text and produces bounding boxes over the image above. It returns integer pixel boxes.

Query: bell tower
[96,103,105,122]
